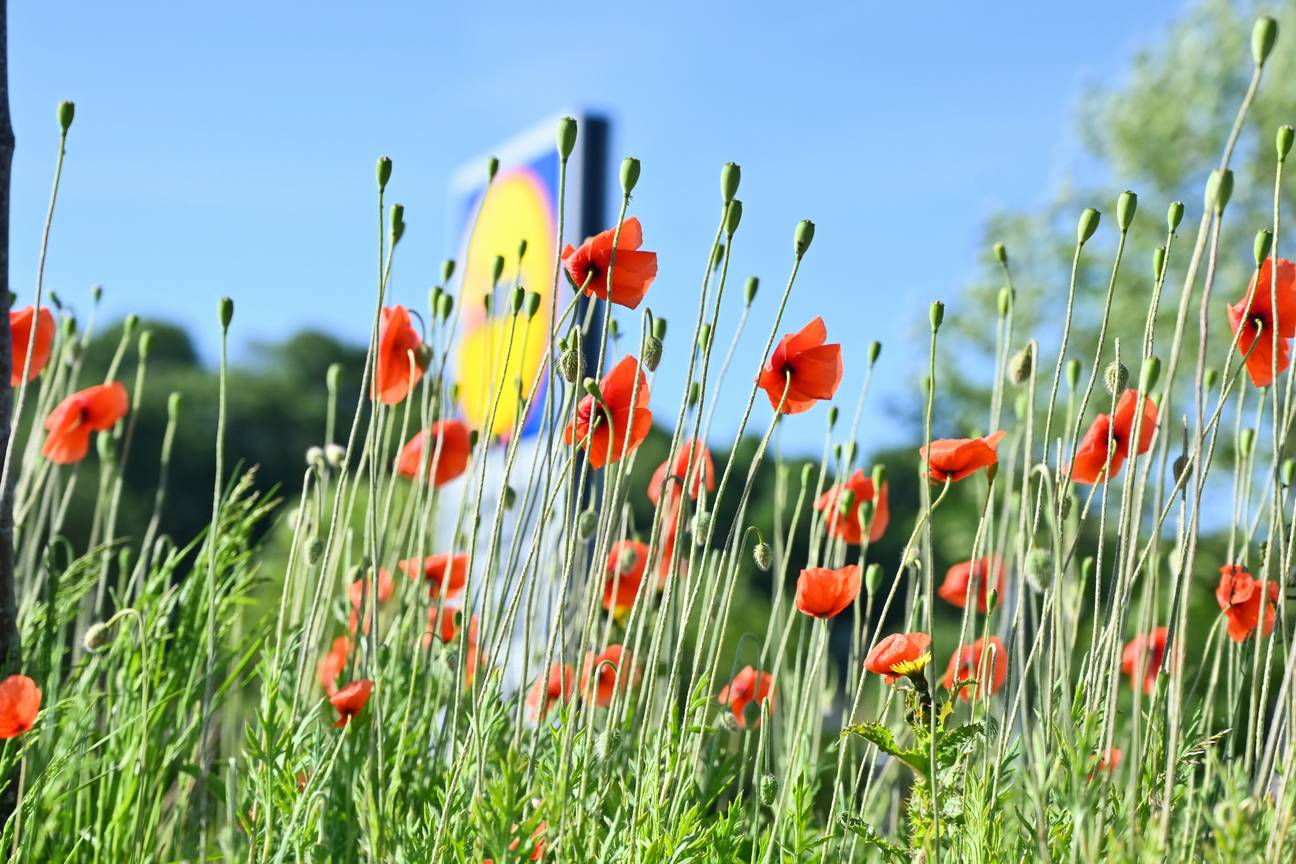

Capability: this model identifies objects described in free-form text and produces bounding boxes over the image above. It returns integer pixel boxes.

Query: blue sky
[9,1,1188,454]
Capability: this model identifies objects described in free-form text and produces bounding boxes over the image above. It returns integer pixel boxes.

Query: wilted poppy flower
[421,604,464,647]
[373,305,425,405]
[1227,256,1296,387]
[396,419,472,486]
[0,674,41,738]
[525,663,575,723]
[10,305,55,386]
[717,665,774,728]
[942,636,1007,700]
[795,565,862,619]
[938,556,1005,614]
[1216,564,1278,642]
[42,381,129,464]
[316,636,350,696]
[562,217,658,310]
[1121,626,1168,694]
[920,431,1006,484]
[330,679,373,728]
[603,540,649,615]
[647,440,715,509]
[580,644,638,707]
[815,469,890,544]
[401,552,469,599]
[565,355,652,470]
[1070,390,1158,485]
[865,632,932,685]
[757,317,843,415]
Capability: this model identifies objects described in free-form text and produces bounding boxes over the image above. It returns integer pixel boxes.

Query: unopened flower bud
[1240,427,1256,458]
[1026,548,1052,585]
[838,489,857,517]
[305,538,325,564]
[414,343,433,369]
[517,237,528,261]
[620,157,641,195]
[721,162,741,203]
[389,203,405,245]
[1077,208,1101,245]
[525,291,542,320]
[871,464,886,490]
[1008,344,1033,384]
[577,510,598,540]
[557,116,578,160]
[1279,126,1295,162]
[83,621,114,654]
[138,329,153,361]
[487,156,500,182]
[511,286,526,315]
[725,199,743,236]
[167,391,183,421]
[215,297,234,332]
[711,243,725,272]
[929,301,944,332]
[643,336,663,371]
[753,541,772,571]
[1206,169,1233,213]
[864,563,883,594]
[1065,359,1081,391]
[1167,201,1184,232]
[687,380,701,408]
[993,242,1008,266]
[437,293,455,321]
[502,485,517,510]
[1059,494,1073,521]
[1204,367,1218,391]
[1253,16,1279,67]
[1173,454,1191,483]
[1140,356,1161,392]
[57,100,75,133]
[1104,361,1128,395]
[327,363,343,392]
[1255,229,1273,269]
[441,259,456,284]
[1154,245,1167,282]
[869,341,881,365]
[376,156,392,191]
[997,287,1011,318]
[491,254,505,286]
[1281,457,1295,487]
[827,406,839,428]
[759,774,778,806]
[1116,190,1138,232]
[744,277,759,306]
[699,323,712,352]
[794,220,815,258]
[123,313,140,338]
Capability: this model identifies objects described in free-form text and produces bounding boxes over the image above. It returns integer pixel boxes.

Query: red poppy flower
[1227,257,1296,387]
[421,604,464,648]
[0,674,41,738]
[1070,390,1158,485]
[10,305,55,386]
[580,644,638,707]
[396,419,472,486]
[795,565,862,619]
[347,568,395,635]
[815,469,890,544]
[942,636,1007,700]
[938,555,1005,614]
[1216,564,1279,642]
[647,440,715,509]
[565,355,652,470]
[920,431,1006,484]
[1121,626,1168,694]
[525,663,576,723]
[864,632,932,685]
[372,305,425,405]
[1096,747,1122,775]
[717,665,774,728]
[603,540,649,614]
[330,679,373,728]
[757,317,843,415]
[42,381,129,464]
[401,552,469,599]
[464,618,482,689]
[507,821,548,861]
[561,217,658,310]
[316,636,350,696]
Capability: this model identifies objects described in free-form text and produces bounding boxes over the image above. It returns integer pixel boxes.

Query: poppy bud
[525,291,542,320]
[305,538,325,564]
[1255,229,1273,269]
[842,442,856,464]
[57,100,75,133]
[1008,344,1033,384]
[97,432,115,464]
[800,463,814,487]
[1206,169,1233,213]
[138,329,153,361]
[929,301,944,332]
[794,220,815,258]
[838,489,857,517]
[1077,208,1101,245]
[167,391,183,421]
[92,283,103,302]
[725,200,743,236]
[1240,427,1256,458]
[1116,191,1137,232]
[502,485,517,510]
[325,443,346,467]
[643,336,663,371]
[620,157,641,195]
[712,243,726,272]
[49,290,61,309]
[1065,359,1081,391]
[123,313,140,339]
[1204,367,1218,391]
[857,498,874,528]
[437,293,455,321]
[1281,458,1295,486]
[864,563,883,595]
[83,621,114,654]
[744,277,759,306]
[753,541,772,571]
[1279,126,1295,162]
[468,429,479,448]
[491,255,505,286]
[306,446,325,468]
[511,286,525,315]
[389,203,405,245]
[483,294,494,316]
[721,162,741,203]
[1103,361,1128,395]
[997,287,1011,318]
[557,116,578,160]
[487,156,500,182]
[1253,16,1278,67]
[326,363,343,393]
[1154,246,1166,281]
[61,315,76,339]
[577,510,598,540]
[608,319,622,340]
[870,464,886,491]
[441,259,456,284]
[517,237,528,262]
[693,511,711,541]
[687,381,701,408]
[827,406,839,428]
[218,297,234,331]
[759,774,778,806]
[559,344,582,384]
[1173,454,1191,483]
[869,341,882,365]
[414,343,433,370]
[653,317,667,339]
[699,323,713,352]
[376,156,392,192]
[1166,201,1184,233]
[1140,356,1161,392]
[1026,548,1052,587]
[1080,556,1095,589]
[993,242,1008,266]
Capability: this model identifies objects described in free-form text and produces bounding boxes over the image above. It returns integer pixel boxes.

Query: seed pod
[620,157,641,195]
[1065,359,1081,391]
[557,116,578,160]
[871,464,886,490]
[687,381,701,408]
[1206,169,1233,213]
[794,220,815,258]
[653,317,667,339]
[1255,229,1273,269]
[1140,357,1161,392]
[502,485,517,510]
[218,297,234,330]
[138,329,154,361]
[725,199,743,236]
[577,510,598,540]
[699,323,712,352]
[517,238,529,261]
[441,259,456,283]
[389,203,405,245]
[1167,201,1184,233]
[1116,190,1138,232]
[759,774,778,806]
[1154,246,1167,282]
[827,406,839,428]
[864,563,883,595]
[1173,454,1191,484]
[167,391,183,421]
[993,242,1008,266]
[437,292,455,321]
[869,341,882,364]
[929,301,945,332]
[997,287,1011,318]
[57,100,75,133]
[1076,208,1101,245]
[1281,458,1295,487]
[721,162,741,203]
[525,291,542,320]
[1253,16,1279,67]
[487,156,500,182]
[744,277,759,306]
[414,343,433,370]
[752,542,772,572]
[1104,361,1129,395]
[123,313,140,338]
[838,489,857,517]
[1279,126,1295,162]
[1008,344,1033,384]
[1239,427,1256,458]
[711,243,726,272]
[376,156,392,191]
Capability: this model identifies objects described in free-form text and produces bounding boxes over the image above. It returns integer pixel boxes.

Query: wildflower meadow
[1,6,1296,863]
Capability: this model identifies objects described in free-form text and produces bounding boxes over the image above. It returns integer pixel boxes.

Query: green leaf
[843,722,931,777]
